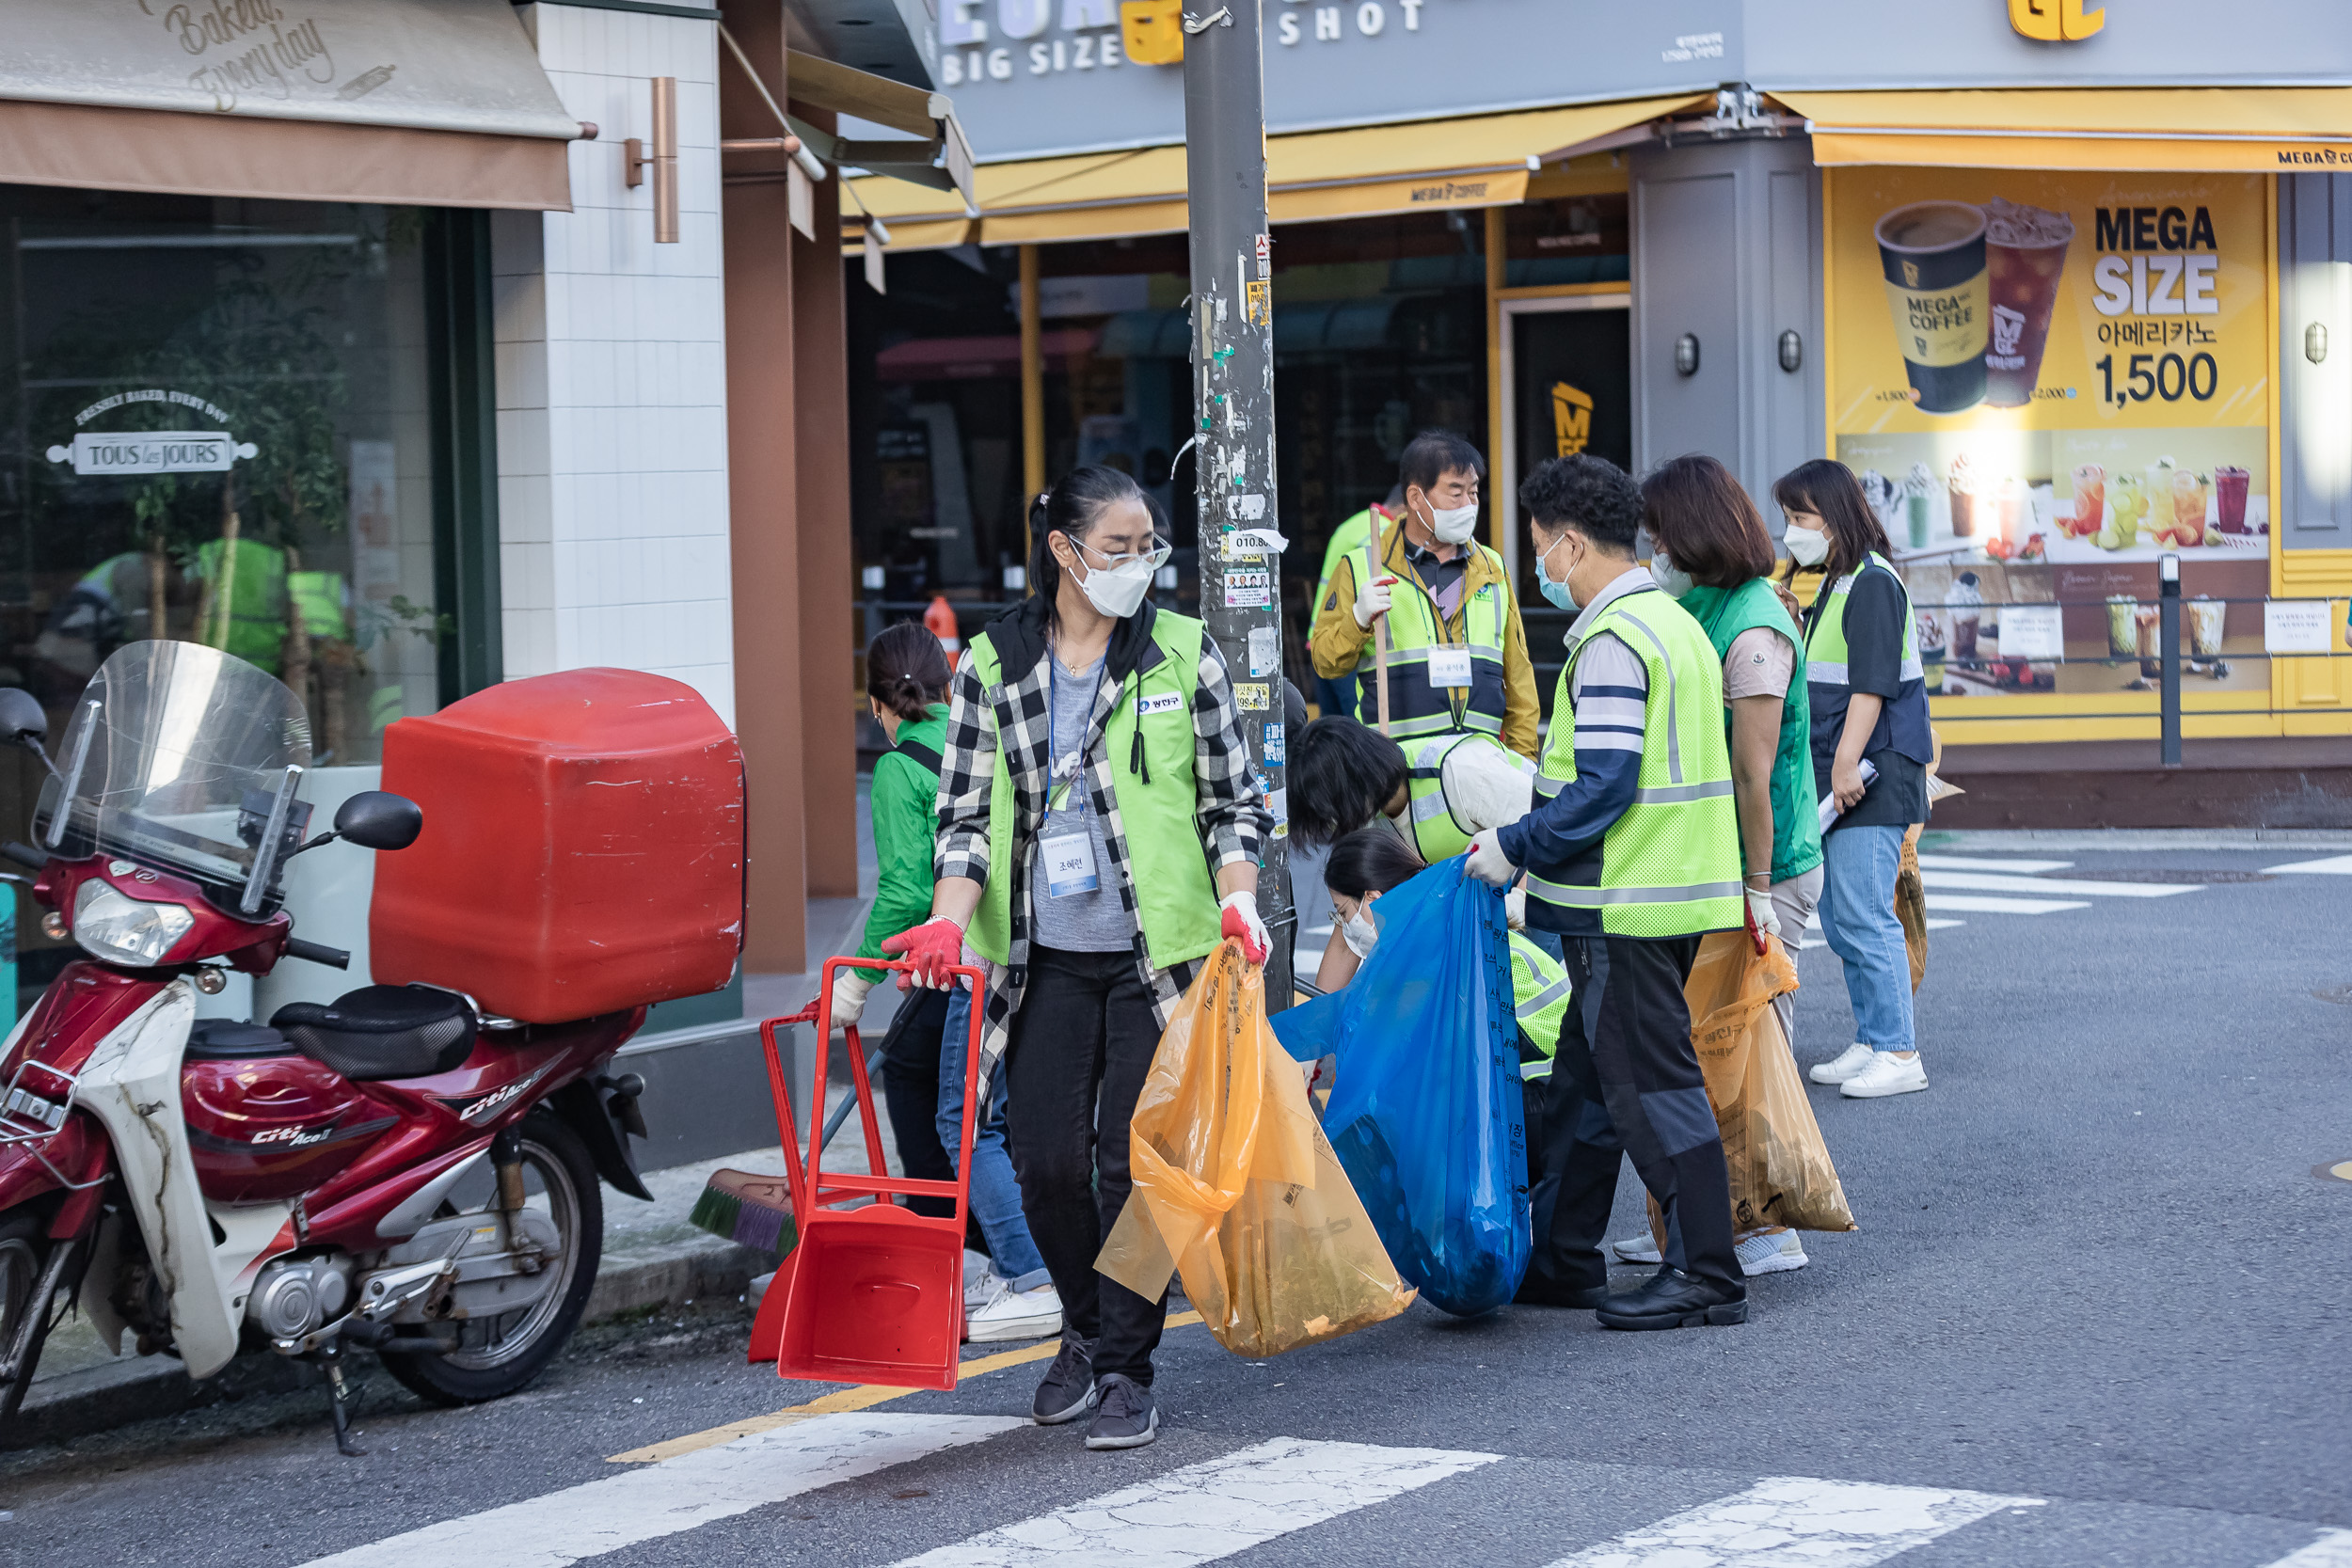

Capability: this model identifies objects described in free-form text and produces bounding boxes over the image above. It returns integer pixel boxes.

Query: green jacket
[857,704,949,961]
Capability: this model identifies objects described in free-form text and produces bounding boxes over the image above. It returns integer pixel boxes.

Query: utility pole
[1183,0,1293,1007]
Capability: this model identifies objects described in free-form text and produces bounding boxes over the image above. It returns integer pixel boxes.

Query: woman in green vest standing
[1773,459,1935,1101]
[1615,453,1823,1278]
[885,466,1272,1453]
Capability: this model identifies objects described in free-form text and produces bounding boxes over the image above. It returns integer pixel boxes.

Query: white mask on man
[1427,501,1479,545]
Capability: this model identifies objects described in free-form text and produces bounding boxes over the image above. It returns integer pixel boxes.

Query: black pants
[1522,933,1741,1296]
[1002,944,1166,1385]
[878,988,956,1221]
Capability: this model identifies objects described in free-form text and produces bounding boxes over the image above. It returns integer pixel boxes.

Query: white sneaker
[962,1249,993,1303]
[1611,1234,1662,1264]
[1735,1229,1808,1275]
[1841,1051,1928,1099]
[1808,1042,1877,1085]
[965,1278,1063,1343]
[964,1266,1002,1314]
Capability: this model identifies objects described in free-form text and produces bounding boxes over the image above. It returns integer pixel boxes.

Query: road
[4,840,2348,1566]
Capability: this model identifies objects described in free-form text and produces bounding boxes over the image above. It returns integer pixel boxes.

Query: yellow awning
[847,94,1703,250]
[1780,88,2352,173]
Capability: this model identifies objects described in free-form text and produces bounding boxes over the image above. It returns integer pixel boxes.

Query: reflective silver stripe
[1521,1060,1553,1081]
[1408,790,1453,825]
[1462,712,1503,736]
[1609,608,1681,784]
[1899,656,1926,680]
[1523,876,1744,907]
[1518,973,1572,1012]
[1809,659,1851,686]
[1633,780,1734,805]
[1533,775,1566,800]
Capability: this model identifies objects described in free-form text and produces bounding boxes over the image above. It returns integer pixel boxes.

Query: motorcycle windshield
[32,641,312,896]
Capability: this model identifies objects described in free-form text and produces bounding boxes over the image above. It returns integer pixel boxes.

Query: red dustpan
[746,956,985,1390]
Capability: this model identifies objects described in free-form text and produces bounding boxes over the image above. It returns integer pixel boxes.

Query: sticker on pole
[1263,721,1286,763]
[1246,279,1271,327]
[1248,625,1281,675]
[1234,682,1271,711]
[1225,569,1271,609]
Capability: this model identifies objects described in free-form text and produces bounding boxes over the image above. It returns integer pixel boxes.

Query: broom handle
[1368,532,1391,736]
[819,1047,883,1148]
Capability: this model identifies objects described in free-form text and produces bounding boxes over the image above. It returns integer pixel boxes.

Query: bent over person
[1463,454,1748,1331]
[885,466,1272,1452]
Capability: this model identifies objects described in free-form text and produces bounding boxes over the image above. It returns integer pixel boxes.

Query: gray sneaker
[1083,1372,1158,1451]
[1031,1334,1097,1425]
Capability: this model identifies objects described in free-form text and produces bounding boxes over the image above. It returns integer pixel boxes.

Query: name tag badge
[1136,691,1184,717]
[1427,646,1473,689]
[1041,829,1101,897]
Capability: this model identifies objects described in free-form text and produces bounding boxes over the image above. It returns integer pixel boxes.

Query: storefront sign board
[2264,600,2333,654]
[45,430,256,475]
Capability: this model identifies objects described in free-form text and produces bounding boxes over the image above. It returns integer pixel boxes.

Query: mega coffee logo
[1550,383,1594,458]
[2008,0,2106,41]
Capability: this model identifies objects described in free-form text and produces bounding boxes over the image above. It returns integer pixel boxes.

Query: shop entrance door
[1498,293,1631,602]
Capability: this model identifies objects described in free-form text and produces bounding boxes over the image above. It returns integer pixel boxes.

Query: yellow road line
[609,1309,1207,1465]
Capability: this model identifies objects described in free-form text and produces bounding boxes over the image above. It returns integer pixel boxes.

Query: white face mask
[1067,538,1155,619]
[1650,555,1694,598]
[1783,525,1830,567]
[1340,905,1379,958]
[1427,501,1479,545]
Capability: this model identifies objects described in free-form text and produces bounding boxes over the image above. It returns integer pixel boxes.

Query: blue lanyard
[1046,656,1102,816]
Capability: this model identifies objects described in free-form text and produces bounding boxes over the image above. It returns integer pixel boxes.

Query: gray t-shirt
[1027,655,1133,954]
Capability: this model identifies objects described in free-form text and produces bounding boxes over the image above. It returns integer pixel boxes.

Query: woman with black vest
[885,466,1272,1452]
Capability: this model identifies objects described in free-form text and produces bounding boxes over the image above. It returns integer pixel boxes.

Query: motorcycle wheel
[378,1110,603,1407]
[0,1212,70,1421]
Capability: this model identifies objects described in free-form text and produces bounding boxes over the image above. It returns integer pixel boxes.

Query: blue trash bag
[1274,861,1528,1316]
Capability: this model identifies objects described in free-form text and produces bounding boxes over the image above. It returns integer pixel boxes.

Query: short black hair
[1324,828,1428,902]
[1520,453,1642,552]
[1400,430,1486,498]
[1288,717,1406,849]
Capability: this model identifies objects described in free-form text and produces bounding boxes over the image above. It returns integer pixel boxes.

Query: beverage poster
[1826,169,2270,704]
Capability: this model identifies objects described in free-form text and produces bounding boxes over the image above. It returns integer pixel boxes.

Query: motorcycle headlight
[72,880,196,968]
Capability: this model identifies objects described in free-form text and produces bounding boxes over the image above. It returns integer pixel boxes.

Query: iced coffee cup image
[1947,452,1979,538]
[2187,595,2228,658]
[1982,198,2074,408]
[1876,201,1990,414]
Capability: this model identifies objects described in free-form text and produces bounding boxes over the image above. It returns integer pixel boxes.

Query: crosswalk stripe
[1917,870,2201,898]
[1915,854,2074,873]
[1540,1476,2040,1567]
[1799,918,1960,950]
[882,1437,1498,1567]
[300,1413,1024,1568]
[2262,1528,2352,1566]
[1923,894,2091,914]
[2265,853,2352,875]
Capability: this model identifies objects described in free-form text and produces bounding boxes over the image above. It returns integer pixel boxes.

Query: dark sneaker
[1594,1265,1747,1330]
[1083,1372,1158,1451]
[1031,1334,1097,1425]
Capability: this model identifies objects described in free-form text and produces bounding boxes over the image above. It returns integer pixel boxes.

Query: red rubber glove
[1219,890,1269,965]
[881,915,964,990]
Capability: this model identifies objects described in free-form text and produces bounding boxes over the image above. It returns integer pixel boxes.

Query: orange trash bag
[1679,930,1857,1235]
[1097,941,1415,1357]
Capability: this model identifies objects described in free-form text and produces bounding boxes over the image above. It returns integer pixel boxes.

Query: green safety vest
[1401,731,1535,864]
[1803,550,1933,772]
[193,536,288,674]
[1350,534,1512,743]
[1509,929,1570,1079]
[1528,587,1743,938]
[1314,506,1383,610]
[964,612,1225,974]
[1677,578,1823,885]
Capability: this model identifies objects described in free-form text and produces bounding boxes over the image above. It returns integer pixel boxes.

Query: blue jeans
[936,984,1050,1288]
[1816,823,1915,1051]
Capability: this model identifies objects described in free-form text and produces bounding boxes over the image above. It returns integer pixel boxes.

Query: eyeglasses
[1075,536,1172,573]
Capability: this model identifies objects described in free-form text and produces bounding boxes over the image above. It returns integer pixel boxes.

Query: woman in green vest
[1774,459,1935,1102]
[1619,453,1823,1279]
[884,466,1272,1453]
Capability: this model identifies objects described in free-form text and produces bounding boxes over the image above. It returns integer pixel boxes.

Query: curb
[8,1235,776,1451]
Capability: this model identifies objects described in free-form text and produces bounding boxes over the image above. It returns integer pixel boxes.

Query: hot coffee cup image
[1876,201,1990,414]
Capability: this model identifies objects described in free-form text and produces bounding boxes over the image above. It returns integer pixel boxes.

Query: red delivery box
[371,669,744,1024]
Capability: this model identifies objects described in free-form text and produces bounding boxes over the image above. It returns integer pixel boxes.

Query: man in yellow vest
[1465,454,1747,1331]
[1309,433,1539,759]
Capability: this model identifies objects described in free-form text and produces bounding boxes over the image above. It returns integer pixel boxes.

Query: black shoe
[1594,1266,1747,1330]
[1083,1372,1158,1450]
[1513,1279,1613,1309]
[1031,1334,1097,1424]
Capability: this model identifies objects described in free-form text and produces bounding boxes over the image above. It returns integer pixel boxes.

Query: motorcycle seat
[270,985,479,1083]
[185,1019,296,1060]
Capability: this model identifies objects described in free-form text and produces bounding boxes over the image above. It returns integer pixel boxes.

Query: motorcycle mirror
[0,688,48,749]
[332,790,423,852]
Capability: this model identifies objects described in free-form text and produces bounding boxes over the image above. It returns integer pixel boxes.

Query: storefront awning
[845,93,1707,251]
[1781,88,2352,173]
[0,0,581,209]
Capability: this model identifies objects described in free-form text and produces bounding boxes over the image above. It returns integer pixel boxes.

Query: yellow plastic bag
[1097,941,1415,1357]
[1671,931,1857,1235]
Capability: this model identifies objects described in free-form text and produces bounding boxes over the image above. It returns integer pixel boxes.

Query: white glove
[1504,885,1527,931]
[829,968,877,1031]
[1464,837,1518,888]
[1744,886,1781,939]
[1219,890,1270,964]
[1352,571,1397,630]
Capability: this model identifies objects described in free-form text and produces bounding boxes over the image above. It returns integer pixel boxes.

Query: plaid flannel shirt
[935,606,1270,1079]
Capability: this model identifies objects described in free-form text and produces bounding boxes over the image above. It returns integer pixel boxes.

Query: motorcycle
[0,641,654,1454]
